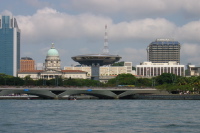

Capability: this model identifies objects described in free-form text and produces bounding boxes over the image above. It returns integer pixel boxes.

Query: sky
[1,0,200,69]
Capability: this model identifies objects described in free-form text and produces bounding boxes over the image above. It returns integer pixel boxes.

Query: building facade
[64,62,134,77]
[136,61,185,77]
[18,70,88,80]
[147,39,181,63]
[20,57,35,71]
[0,15,20,76]
[187,64,200,76]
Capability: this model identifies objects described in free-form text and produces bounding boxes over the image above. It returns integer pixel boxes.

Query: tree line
[1,73,200,94]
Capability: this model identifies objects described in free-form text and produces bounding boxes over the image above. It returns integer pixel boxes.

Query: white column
[139,67,141,75]
[150,66,151,77]
[145,67,147,76]
[143,67,144,76]
[153,66,154,76]
[156,67,158,76]
[160,67,162,75]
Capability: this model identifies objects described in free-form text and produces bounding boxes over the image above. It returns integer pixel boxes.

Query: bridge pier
[54,96,59,100]
[114,96,119,99]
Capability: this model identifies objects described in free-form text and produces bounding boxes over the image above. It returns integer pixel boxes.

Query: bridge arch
[0,90,56,99]
[58,90,118,99]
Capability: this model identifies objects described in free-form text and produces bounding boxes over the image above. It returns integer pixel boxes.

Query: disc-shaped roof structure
[72,54,121,66]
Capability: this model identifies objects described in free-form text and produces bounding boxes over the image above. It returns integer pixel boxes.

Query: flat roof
[150,41,180,45]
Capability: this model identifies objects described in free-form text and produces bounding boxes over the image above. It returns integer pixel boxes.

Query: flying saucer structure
[71,25,122,80]
[71,54,121,66]
[72,54,121,80]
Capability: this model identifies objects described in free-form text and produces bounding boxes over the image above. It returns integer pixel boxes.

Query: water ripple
[0,100,200,133]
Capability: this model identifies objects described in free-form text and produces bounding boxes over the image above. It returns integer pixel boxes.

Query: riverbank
[1,94,200,100]
[133,94,200,100]
[0,95,39,100]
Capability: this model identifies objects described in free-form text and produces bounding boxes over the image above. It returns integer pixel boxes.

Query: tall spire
[102,25,109,54]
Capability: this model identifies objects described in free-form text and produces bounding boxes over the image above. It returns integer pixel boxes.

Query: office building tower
[20,57,35,71]
[0,15,20,76]
[147,39,181,63]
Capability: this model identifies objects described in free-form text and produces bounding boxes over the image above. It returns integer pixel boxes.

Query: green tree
[24,75,35,86]
[11,77,24,86]
[136,78,152,87]
[156,73,176,85]
[107,73,136,86]
[0,73,24,86]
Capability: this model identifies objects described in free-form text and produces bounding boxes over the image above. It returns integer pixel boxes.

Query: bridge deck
[0,87,168,99]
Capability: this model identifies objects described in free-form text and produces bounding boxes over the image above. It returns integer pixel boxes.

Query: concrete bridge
[0,87,169,99]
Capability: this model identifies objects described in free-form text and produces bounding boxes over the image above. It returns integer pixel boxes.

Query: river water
[0,100,200,133]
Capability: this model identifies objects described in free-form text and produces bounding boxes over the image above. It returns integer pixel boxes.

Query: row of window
[137,67,184,76]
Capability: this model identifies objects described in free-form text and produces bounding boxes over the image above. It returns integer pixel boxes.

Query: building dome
[45,43,61,71]
[47,43,59,56]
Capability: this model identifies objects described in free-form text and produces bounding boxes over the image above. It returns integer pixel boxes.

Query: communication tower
[102,25,109,54]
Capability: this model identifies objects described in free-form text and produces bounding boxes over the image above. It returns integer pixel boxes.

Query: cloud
[1,10,12,16]
[181,43,200,64]
[175,21,200,43]
[182,0,200,18]
[8,7,200,66]
[69,0,200,18]
[15,7,200,46]
[16,7,178,46]
[182,43,200,57]
[16,7,112,44]
[110,18,176,41]
[121,48,147,65]
[23,0,51,8]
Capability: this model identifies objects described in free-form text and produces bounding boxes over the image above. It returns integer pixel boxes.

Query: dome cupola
[47,43,59,56]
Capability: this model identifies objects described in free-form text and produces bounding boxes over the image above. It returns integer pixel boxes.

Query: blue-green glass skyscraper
[0,15,20,76]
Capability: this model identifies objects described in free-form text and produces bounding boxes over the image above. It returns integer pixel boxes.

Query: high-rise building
[20,57,35,71]
[0,15,20,76]
[147,39,181,63]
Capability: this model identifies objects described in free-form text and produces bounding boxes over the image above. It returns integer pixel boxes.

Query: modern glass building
[0,15,20,76]
[147,39,181,63]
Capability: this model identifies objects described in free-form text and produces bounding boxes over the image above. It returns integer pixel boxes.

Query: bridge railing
[0,86,156,90]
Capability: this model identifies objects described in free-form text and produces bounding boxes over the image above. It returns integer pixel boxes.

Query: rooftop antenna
[102,25,109,54]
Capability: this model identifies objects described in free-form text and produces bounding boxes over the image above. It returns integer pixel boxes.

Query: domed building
[18,43,88,81]
[44,43,61,71]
